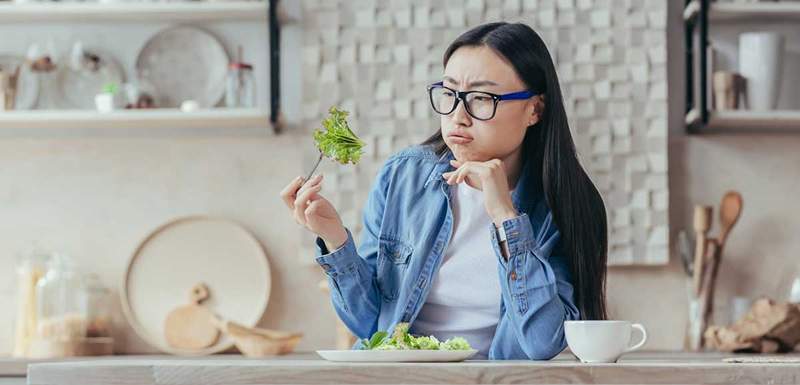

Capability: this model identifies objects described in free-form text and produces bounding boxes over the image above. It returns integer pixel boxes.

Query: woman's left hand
[442,159,519,226]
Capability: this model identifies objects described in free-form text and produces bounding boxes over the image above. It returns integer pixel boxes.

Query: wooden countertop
[17,351,800,384]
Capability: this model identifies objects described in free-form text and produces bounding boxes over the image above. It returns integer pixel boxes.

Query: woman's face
[439,45,543,163]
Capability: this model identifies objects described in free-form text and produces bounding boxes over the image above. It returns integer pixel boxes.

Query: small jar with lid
[35,253,88,341]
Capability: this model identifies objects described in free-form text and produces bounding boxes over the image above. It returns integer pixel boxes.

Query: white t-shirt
[411,182,504,359]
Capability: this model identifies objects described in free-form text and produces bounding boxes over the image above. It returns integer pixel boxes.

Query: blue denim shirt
[315,144,580,360]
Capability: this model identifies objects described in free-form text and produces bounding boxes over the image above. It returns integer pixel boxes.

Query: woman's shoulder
[373,144,443,186]
[379,144,441,170]
[386,144,439,163]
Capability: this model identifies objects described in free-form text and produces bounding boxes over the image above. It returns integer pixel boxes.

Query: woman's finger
[280,176,305,209]
[296,174,323,197]
[294,184,322,225]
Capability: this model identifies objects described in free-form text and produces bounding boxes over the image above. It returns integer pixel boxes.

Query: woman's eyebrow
[443,76,498,88]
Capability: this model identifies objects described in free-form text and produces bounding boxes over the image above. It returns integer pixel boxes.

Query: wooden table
[23,351,800,384]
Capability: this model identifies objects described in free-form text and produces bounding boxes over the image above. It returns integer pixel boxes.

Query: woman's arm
[313,161,395,340]
[488,206,581,360]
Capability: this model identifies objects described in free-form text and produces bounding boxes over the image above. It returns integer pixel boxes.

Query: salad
[313,106,365,165]
[303,106,365,184]
[359,323,472,351]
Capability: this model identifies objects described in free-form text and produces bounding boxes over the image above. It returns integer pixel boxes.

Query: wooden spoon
[164,283,220,351]
[718,191,743,249]
[692,206,713,296]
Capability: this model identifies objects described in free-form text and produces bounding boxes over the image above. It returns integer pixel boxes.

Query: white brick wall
[300,0,669,265]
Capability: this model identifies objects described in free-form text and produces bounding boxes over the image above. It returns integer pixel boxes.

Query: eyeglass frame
[426,81,537,121]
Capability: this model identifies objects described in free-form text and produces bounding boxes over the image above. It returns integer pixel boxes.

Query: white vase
[739,32,785,111]
[94,93,115,113]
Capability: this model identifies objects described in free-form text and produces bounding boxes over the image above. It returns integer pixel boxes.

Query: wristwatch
[495,223,507,242]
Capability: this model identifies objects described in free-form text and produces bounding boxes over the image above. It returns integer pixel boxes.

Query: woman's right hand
[280,174,348,251]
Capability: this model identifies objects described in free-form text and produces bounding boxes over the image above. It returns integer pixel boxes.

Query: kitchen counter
[19,351,800,384]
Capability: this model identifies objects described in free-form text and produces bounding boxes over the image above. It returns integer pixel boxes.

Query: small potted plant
[95,82,120,113]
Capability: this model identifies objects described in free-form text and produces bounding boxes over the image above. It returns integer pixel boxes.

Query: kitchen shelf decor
[684,0,800,133]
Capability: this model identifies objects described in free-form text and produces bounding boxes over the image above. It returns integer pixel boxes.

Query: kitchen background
[0,0,798,356]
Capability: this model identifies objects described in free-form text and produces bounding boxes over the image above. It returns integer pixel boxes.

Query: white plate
[136,26,229,108]
[316,349,479,362]
[121,216,271,355]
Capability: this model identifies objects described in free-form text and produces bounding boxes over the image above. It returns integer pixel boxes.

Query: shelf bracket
[685,0,709,133]
[268,0,281,133]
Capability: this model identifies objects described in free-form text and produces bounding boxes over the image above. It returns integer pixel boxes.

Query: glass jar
[84,273,113,338]
[35,253,88,341]
[225,62,255,108]
[12,250,49,357]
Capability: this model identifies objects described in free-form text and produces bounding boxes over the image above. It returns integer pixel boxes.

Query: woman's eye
[443,91,455,97]
[473,95,491,102]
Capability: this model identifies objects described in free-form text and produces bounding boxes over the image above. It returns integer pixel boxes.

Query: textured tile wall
[299,0,668,265]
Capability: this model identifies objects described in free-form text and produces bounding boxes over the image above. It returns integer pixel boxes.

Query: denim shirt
[314,144,580,360]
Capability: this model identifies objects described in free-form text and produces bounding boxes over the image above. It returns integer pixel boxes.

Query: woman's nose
[450,98,472,126]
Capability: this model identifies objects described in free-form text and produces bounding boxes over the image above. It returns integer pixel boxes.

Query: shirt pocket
[375,238,413,301]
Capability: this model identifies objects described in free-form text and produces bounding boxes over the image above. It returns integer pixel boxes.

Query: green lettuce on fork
[359,323,472,351]
[304,106,366,183]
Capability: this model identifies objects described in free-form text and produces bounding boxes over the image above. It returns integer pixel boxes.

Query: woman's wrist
[492,207,519,228]
[322,227,349,252]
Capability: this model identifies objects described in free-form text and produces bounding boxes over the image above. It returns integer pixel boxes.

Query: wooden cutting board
[121,216,271,355]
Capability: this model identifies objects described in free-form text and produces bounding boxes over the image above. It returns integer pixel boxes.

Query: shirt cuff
[490,213,537,260]
[314,228,360,277]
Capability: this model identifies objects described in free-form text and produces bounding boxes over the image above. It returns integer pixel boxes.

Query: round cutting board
[121,216,271,355]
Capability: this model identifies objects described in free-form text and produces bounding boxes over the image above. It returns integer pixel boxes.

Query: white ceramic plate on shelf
[316,349,479,362]
[121,216,271,355]
[135,26,229,108]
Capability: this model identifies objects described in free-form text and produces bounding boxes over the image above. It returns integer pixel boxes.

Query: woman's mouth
[447,131,474,144]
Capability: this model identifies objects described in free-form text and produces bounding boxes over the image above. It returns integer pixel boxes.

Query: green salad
[360,323,472,351]
[313,106,365,165]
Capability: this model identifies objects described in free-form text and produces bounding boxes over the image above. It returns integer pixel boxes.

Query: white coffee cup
[564,320,647,363]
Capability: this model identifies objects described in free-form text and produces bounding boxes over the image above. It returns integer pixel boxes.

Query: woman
[280,22,608,360]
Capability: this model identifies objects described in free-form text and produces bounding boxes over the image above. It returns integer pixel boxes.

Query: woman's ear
[527,94,545,126]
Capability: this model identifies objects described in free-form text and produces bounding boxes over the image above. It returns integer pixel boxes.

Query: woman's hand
[442,159,519,226]
[280,174,348,250]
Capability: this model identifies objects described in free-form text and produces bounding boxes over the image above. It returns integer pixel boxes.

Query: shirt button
[510,271,517,280]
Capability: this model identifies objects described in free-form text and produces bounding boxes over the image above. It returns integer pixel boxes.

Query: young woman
[281,22,608,360]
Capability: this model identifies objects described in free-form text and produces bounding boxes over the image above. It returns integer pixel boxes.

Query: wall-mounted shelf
[0,108,272,130]
[684,0,800,134]
[0,0,284,132]
[686,110,800,132]
[709,1,800,22]
[0,1,268,22]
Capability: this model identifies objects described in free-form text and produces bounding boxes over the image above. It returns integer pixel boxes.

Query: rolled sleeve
[315,228,361,278]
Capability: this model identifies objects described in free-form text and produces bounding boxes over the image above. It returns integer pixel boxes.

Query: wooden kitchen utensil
[121,216,271,356]
[718,191,743,250]
[164,283,220,350]
[212,316,302,357]
[692,206,713,296]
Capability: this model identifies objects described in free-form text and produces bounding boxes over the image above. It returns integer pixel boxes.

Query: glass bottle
[35,253,88,341]
[12,250,49,357]
[225,62,255,108]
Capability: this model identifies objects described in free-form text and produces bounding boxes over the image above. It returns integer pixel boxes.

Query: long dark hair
[422,22,608,320]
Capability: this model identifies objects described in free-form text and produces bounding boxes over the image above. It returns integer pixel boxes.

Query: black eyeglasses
[427,81,536,121]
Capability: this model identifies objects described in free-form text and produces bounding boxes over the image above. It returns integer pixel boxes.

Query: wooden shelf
[0,1,268,22]
[0,108,273,130]
[710,1,800,22]
[697,110,800,133]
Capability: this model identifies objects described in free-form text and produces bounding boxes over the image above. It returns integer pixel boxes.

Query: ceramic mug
[564,320,647,363]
